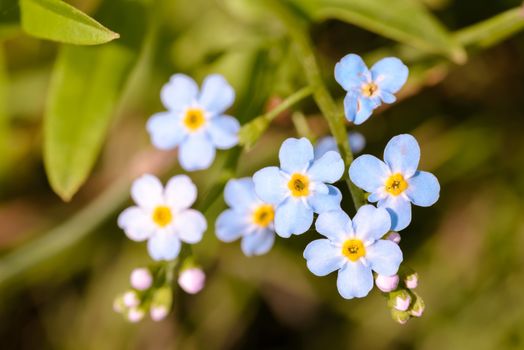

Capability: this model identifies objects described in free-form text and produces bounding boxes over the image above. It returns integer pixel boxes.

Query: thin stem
[264,85,313,122]
[266,0,366,209]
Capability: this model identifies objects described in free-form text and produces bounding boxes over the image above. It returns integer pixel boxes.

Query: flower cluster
[114,53,440,324]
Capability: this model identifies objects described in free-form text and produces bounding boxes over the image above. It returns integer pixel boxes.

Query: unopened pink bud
[150,306,169,321]
[127,308,144,323]
[376,274,399,292]
[394,294,412,311]
[123,291,139,308]
[178,268,206,294]
[130,268,153,291]
[386,232,401,244]
[405,273,418,289]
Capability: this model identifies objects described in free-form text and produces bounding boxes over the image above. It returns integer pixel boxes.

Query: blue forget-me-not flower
[349,134,440,231]
[335,54,408,125]
[147,74,240,171]
[253,137,344,238]
[304,206,403,299]
[314,131,366,159]
[118,174,207,261]
[215,178,276,256]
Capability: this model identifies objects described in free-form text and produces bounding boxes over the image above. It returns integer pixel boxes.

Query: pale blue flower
[215,178,276,256]
[304,206,403,299]
[147,74,240,171]
[253,137,344,238]
[314,131,366,159]
[118,174,207,261]
[349,134,440,231]
[335,54,408,125]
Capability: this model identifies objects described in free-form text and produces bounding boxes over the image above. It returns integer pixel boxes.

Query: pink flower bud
[394,293,412,311]
[127,308,144,323]
[405,273,418,289]
[178,268,206,294]
[386,232,401,244]
[123,291,139,308]
[150,306,169,321]
[130,268,153,291]
[375,274,399,292]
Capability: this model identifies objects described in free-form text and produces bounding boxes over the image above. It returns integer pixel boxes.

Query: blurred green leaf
[19,0,119,45]
[44,44,136,200]
[456,6,524,49]
[289,0,466,63]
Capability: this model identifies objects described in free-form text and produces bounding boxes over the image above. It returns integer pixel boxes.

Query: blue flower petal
[315,210,353,243]
[353,97,378,125]
[336,261,373,299]
[160,74,198,112]
[303,239,345,276]
[178,133,216,171]
[308,151,344,183]
[241,229,275,256]
[174,209,207,243]
[253,166,288,205]
[379,196,412,231]
[308,185,342,214]
[342,91,360,123]
[366,240,403,276]
[146,112,186,150]
[198,74,235,114]
[207,115,240,149]
[334,53,369,91]
[384,134,420,178]
[406,171,440,207]
[148,232,181,261]
[224,178,258,210]
[279,137,314,173]
[352,205,391,243]
[370,57,408,94]
[274,198,313,237]
[349,131,366,154]
[118,206,155,241]
[380,91,396,104]
[313,136,337,159]
[349,155,389,193]
[131,174,164,209]
[215,209,249,242]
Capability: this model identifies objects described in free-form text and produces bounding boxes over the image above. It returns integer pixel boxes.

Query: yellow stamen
[342,239,366,262]
[152,206,173,227]
[288,173,310,197]
[385,173,408,196]
[183,108,205,131]
[361,82,378,97]
[252,204,274,228]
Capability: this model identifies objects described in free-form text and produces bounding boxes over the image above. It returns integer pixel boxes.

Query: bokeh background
[1,0,524,349]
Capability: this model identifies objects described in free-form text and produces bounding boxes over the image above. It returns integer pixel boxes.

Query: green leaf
[19,0,119,45]
[44,44,135,200]
[289,0,466,63]
[456,7,524,49]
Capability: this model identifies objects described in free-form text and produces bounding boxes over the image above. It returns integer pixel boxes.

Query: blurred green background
[1,0,524,349]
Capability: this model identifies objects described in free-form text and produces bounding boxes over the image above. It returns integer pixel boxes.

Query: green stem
[266,0,366,209]
[264,85,313,122]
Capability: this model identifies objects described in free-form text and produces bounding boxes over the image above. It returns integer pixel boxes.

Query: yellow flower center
[152,206,173,227]
[183,108,206,131]
[385,173,408,196]
[252,204,274,228]
[342,239,366,262]
[361,82,378,97]
[288,173,310,197]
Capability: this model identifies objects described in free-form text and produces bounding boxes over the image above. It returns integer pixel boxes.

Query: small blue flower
[304,206,403,299]
[335,54,408,125]
[253,137,344,238]
[118,174,207,261]
[147,74,240,171]
[349,134,440,231]
[215,178,276,256]
[314,131,366,159]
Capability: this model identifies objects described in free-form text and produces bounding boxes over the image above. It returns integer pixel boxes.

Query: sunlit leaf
[289,0,466,63]
[20,0,119,45]
[44,44,135,200]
